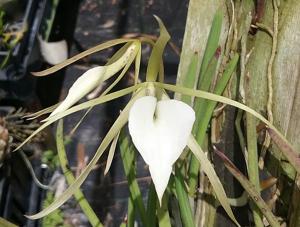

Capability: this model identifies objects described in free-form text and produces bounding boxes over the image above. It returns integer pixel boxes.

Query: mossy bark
[245,1,300,225]
[178,0,300,226]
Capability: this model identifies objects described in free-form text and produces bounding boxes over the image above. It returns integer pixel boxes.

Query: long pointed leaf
[146,183,157,227]
[181,52,199,105]
[198,10,222,85]
[32,38,136,76]
[134,43,142,85]
[174,168,195,227]
[119,131,148,226]
[146,16,170,82]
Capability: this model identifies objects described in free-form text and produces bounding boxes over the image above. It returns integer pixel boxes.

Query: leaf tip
[152,15,170,39]
[31,71,45,77]
[24,213,38,220]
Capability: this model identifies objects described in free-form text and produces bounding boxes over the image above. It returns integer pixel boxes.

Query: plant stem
[246,114,263,227]
[119,132,148,226]
[175,167,195,227]
[157,192,172,227]
[56,120,103,227]
[127,196,135,227]
[147,182,158,227]
[44,0,60,41]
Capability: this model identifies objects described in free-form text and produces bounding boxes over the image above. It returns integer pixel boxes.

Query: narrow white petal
[103,42,139,80]
[128,96,195,203]
[50,66,106,116]
[38,37,68,65]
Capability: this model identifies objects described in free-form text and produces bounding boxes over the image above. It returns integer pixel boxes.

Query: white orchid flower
[50,66,106,116]
[128,96,195,203]
[50,42,139,117]
[38,37,68,65]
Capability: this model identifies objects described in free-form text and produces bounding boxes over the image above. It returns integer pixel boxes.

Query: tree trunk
[177,0,300,226]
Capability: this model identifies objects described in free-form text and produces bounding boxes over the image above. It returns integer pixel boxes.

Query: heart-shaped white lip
[128,96,195,203]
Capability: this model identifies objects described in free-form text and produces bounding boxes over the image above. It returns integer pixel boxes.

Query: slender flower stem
[119,131,148,227]
[175,167,195,227]
[56,120,103,227]
[246,114,263,227]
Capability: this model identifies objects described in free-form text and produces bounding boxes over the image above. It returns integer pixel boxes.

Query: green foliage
[0,10,4,34]
[42,191,67,227]
[119,131,148,226]
[0,8,26,68]
[41,150,60,170]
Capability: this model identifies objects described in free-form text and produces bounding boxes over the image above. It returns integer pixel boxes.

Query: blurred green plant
[0,9,26,68]
[42,191,69,227]
[41,150,60,170]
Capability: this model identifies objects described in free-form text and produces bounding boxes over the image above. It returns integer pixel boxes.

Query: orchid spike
[128,96,195,203]
[50,42,139,117]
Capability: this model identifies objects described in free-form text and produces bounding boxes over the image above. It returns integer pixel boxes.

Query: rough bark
[178,0,300,226]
